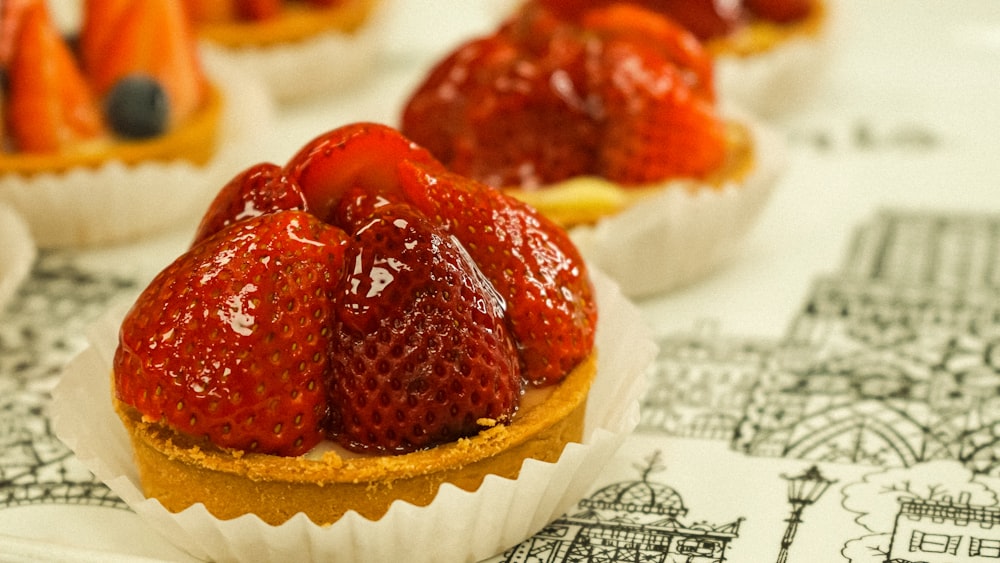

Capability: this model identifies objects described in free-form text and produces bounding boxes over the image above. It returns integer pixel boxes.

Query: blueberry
[104,75,170,140]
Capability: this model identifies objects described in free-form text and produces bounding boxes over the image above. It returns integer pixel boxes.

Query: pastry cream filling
[505,119,755,228]
[303,385,556,461]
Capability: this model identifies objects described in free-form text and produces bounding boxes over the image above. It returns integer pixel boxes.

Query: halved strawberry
[328,203,521,453]
[398,162,597,386]
[745,0,813,23]
[6,3,105,153]
[180,0,237,23]
[401,33,600,188]
[596,34,727,182]
[192,162,308,245]
[84,0,206,123]
[237,0,282,20]
[532,0,744,40]
[284,122,444,224]
[0,0,39,68]
[114,210,349,457]
[401,3,724,188]
[579,4,715,100]
[78,0,131,77]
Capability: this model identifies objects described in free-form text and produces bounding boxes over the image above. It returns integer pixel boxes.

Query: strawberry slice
[745,0,813,23]
[192,162,308,245]
[84,0,205,123]
[401,3,723,188]
[78,0,131,77]
[284,122,444,224]
[0,0,39,68]
[237,0,282,20]
[6,3,105,153]
[401,33,600,188]
[328,203,521,453]
[114,211,350,457]
[579,4,715,100]
[596,33,727,182]
[532,0,744,40]
[180,0,237,23]
[399,162,597,386]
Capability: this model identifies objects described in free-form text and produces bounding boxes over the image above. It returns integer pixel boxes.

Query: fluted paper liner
[200,2,389,104]
[0,53,273,248]
[569,109,786,298]
[53,270,654,563]
[715,27,830,117]
[0,204,35,312]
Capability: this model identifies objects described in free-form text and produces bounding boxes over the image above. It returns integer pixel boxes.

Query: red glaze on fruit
[592,6,727,182]
[744,0,813,23]
[118,123,597,457]
[114,211,349,456]
[0,0,38,68]
[84,0,206,123]
[193,162,308,245]
[328,204,521,453]
[238,0,282,20]
[285,122,444,224]
[401,3,726,187]
[6,3,105,153]
[79,0,132,77]
[399,161,597,386]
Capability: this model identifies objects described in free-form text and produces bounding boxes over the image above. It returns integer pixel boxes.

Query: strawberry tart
[48,123,659,562]
[494,0,828,116]
[182,0,386,103]
[401,3,785,297]
[0,0,269,247]
[103,123,615,534]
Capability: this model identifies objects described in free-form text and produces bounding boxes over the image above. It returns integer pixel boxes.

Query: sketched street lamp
[776,465,836,563]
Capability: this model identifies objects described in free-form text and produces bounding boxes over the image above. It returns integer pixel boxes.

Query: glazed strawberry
[180,0,237,24]
[0,0,37,68]
[83,0,205,123]
[593,14,727,181]
[285,122,444,224]
[328,204,521,453]
[402,3,724,187]
[192,162,308,244]
[6,3,105,153]
[399,162,597,385]
[578,4,715,100]
[238,0,282,20]
[78,0,131,76]
[531,0,744,40]
[401,32,599,187]
[745,0,812,23]
[114,211,349,456]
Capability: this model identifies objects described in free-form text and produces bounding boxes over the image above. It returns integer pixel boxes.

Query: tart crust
[195,0,377,47]
[0,83,223,176]
[114,352,597,526]
[504,119,755,228]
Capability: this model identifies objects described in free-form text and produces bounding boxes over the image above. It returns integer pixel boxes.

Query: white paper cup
[0,54,273,248]
[199,2,389,105]
[714,26,830,118]
[53,269,655,563]
[569,109,786,298]
[0,204,35,312]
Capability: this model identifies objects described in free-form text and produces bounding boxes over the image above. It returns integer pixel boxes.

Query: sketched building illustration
[888,492,1000,562]
[735,212,1000,473]
[640,211,1000,476]
[638,322,770,440]
[498,452,742,563]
